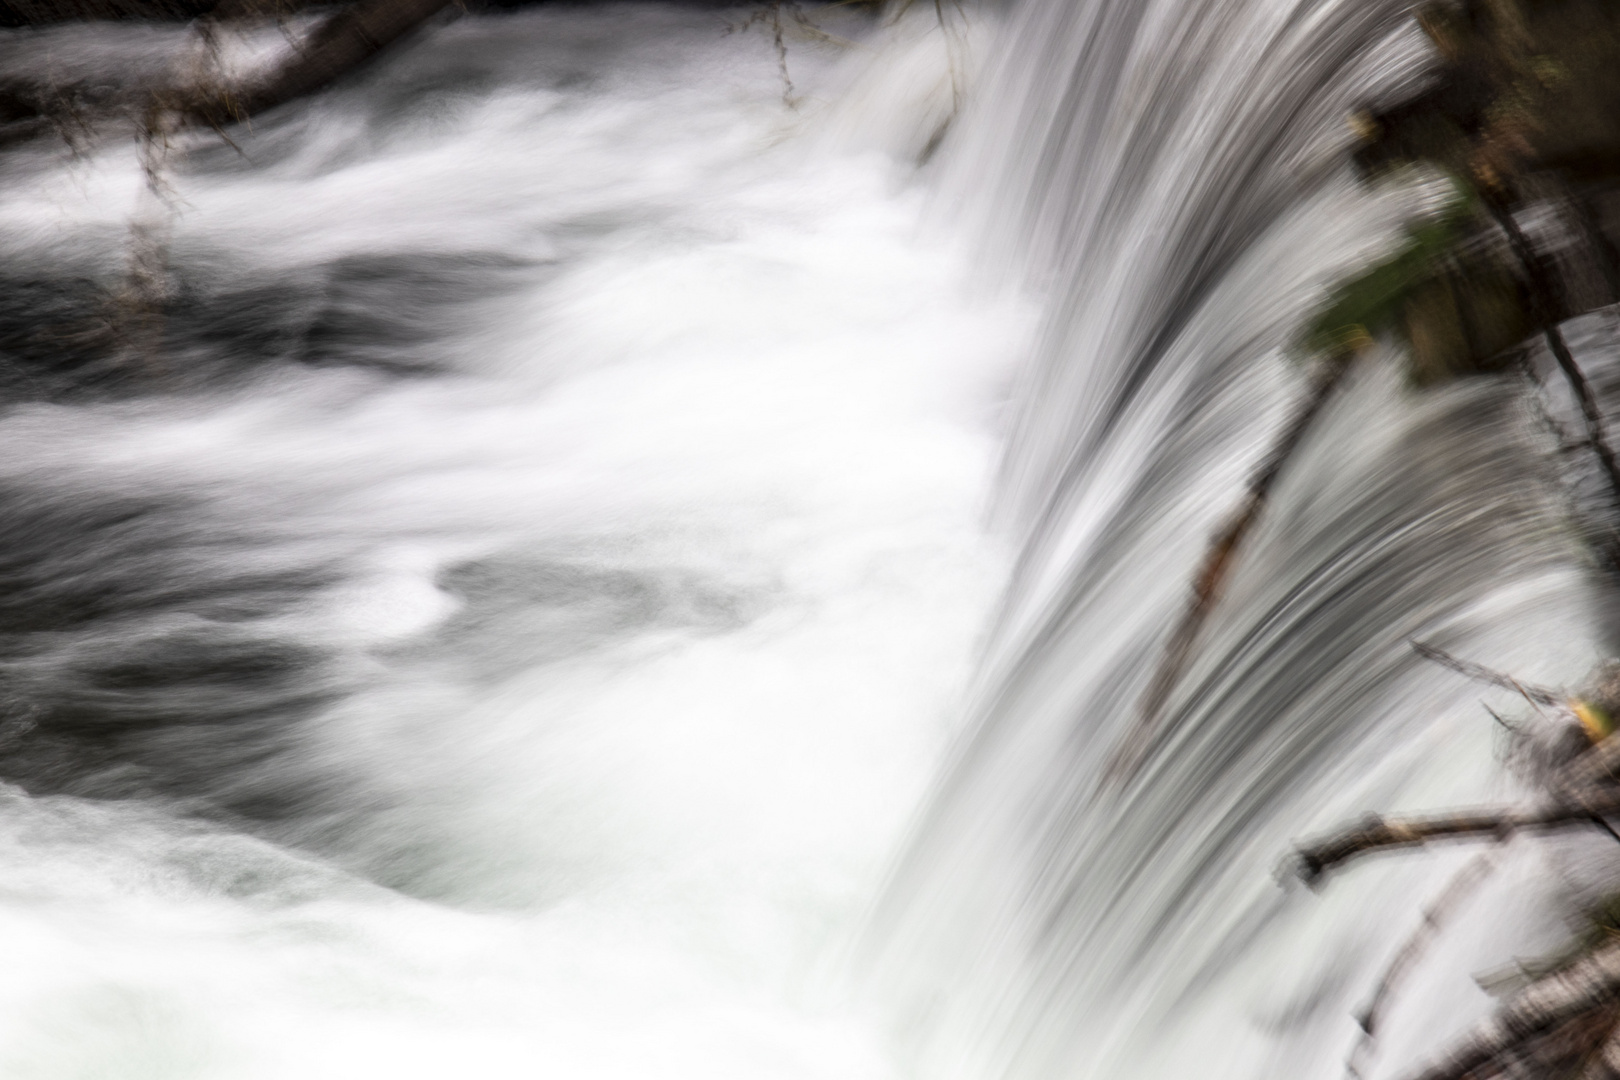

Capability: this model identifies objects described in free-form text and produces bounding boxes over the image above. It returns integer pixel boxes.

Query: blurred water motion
[0,1,1616,1079]
[874,2,1620,1080]
[0,7,1028,1078]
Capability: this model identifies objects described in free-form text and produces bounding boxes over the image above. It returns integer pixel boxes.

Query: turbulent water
[0,8,1032,1077]
[3,2,1620,1080]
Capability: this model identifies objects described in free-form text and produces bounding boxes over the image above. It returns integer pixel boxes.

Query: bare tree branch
[1409,640,1564,707]
[1295,795,1620,884]
[1402,939,1620,1080]
[1346,853,1497,1079]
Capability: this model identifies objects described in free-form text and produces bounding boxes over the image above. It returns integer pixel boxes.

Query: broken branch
[1295,795,1620,884]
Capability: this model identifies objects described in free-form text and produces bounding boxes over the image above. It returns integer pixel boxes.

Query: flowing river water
[1,2,1618,1080]
[0,7,1029,1077]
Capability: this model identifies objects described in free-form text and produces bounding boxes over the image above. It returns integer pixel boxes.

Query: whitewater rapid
[0,7,1029,1077]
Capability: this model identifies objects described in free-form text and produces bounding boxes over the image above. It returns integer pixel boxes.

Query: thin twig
[1346,853,1498,1080]
[1592,816,1620,847]
[1409,640,1563,707]
[1487,197,1620,521]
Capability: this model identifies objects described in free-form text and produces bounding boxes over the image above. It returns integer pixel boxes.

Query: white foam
[0,6,1033,1077]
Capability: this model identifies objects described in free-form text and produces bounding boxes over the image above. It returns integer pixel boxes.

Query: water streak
[876,2,1620,1079]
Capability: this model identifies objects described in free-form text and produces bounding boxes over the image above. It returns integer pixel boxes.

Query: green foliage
[1306,0,1620,384]
[1301,183,1537,383]
[1302,198,1471,355]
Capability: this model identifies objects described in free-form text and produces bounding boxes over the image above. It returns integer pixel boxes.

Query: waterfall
[873,2,1620,1080]
[4,2,1619,1078]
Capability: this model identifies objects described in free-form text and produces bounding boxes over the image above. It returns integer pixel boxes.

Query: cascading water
[0,7,1032,1077]
[874,3,1620,1080]
[3,1,1616,1079]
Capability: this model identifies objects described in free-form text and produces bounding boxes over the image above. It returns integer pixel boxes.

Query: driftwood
[0,0,457,374]
[1509,1008,1620,1080]
[1293,665,1620,1077]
